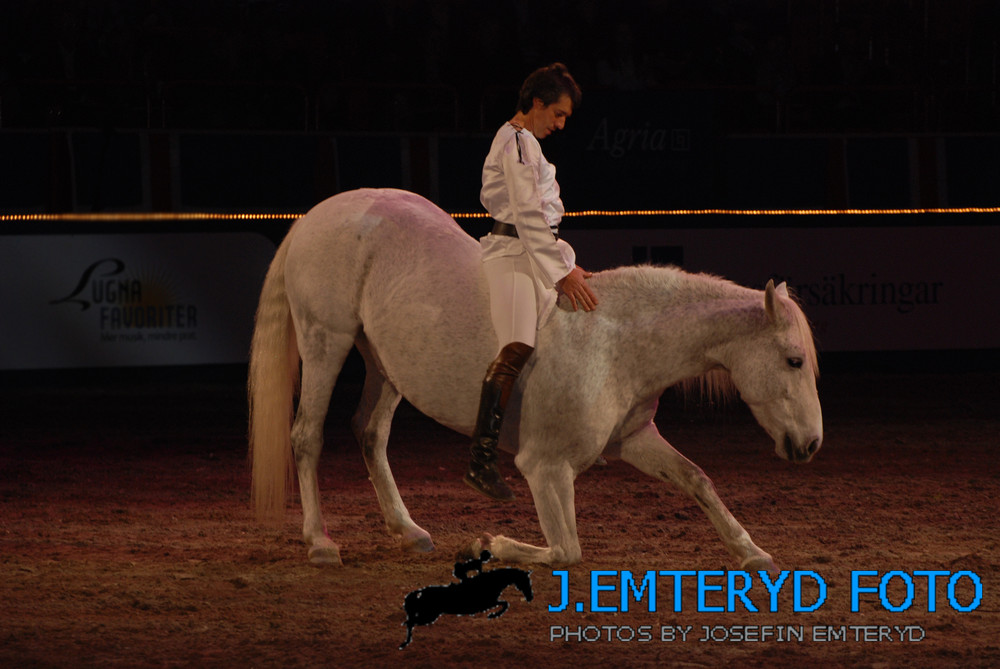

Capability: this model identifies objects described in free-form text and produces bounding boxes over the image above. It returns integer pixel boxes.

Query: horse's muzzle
[782,435,821,463]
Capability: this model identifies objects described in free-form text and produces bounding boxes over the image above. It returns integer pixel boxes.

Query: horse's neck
[588,268,761,393]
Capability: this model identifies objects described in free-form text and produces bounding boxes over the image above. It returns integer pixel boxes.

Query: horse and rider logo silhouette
[399,551,533,649]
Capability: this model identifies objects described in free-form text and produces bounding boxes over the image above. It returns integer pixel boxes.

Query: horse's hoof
[741,555,779,576]
[402,534,435,554]
[455,538,483,561]
[308,545,343,566]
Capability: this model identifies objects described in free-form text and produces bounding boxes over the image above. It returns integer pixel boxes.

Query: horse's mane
[590,264,747,302]
[590,264,818,405]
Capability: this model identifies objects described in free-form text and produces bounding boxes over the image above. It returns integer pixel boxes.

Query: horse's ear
[775,281,789,298]
[764,279,781,323]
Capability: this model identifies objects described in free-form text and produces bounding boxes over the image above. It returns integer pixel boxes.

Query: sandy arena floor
[1,368,998,667]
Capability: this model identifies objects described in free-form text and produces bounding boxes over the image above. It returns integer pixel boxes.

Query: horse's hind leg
[620,422,777,573]
[353,337,433,553]
[399,623,416,650]
[293,332,355,565]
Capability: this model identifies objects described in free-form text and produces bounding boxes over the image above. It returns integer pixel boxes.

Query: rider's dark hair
[516,62,581,113]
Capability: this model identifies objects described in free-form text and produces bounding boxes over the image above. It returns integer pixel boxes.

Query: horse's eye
[787,357,804,369]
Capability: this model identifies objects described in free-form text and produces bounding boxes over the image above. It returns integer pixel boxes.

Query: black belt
[491,221,559,241]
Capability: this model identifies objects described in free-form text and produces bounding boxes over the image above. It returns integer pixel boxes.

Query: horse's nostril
[786,435,820,462]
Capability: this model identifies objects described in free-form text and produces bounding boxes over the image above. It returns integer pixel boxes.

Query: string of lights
[2,207,999,223]
[0,212,301,222]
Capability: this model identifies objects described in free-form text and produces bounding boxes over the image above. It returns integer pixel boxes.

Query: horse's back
[284,189,495,432]
[286,188,477,297]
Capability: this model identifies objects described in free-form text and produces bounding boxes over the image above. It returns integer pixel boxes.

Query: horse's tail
[248,227,300,524]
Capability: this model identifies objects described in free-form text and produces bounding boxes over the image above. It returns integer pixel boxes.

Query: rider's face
[529,94,573,139]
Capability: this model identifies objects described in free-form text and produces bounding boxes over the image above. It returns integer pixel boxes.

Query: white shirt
[479,123,576,290]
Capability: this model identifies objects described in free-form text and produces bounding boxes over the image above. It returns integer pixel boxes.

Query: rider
[464,63,599,501]
[453,550,492,581]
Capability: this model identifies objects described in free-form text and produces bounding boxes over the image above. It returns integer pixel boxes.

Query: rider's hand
[557,266,598,312]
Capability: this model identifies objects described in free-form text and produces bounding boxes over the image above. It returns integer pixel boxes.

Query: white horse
[249,188,822,570]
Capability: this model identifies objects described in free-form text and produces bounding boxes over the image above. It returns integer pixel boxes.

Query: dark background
[2,0,998,214]
[1,1,998,372]
[3,0,998,134]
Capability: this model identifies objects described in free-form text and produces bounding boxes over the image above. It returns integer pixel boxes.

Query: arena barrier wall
[1,210,996,370]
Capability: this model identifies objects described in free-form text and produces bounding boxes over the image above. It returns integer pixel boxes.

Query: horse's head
[723,280,823,463]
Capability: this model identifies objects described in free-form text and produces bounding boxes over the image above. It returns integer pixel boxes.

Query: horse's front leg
[620,421,777,573]
[473,457,583,565]
[486,601,509,619]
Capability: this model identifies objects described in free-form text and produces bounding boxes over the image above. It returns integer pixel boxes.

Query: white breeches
[483,252,539,350]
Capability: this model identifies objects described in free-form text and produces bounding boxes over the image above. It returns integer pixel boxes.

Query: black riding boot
[464,342,534,501]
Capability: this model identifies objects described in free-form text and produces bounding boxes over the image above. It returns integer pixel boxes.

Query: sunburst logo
[130,264,180,309]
